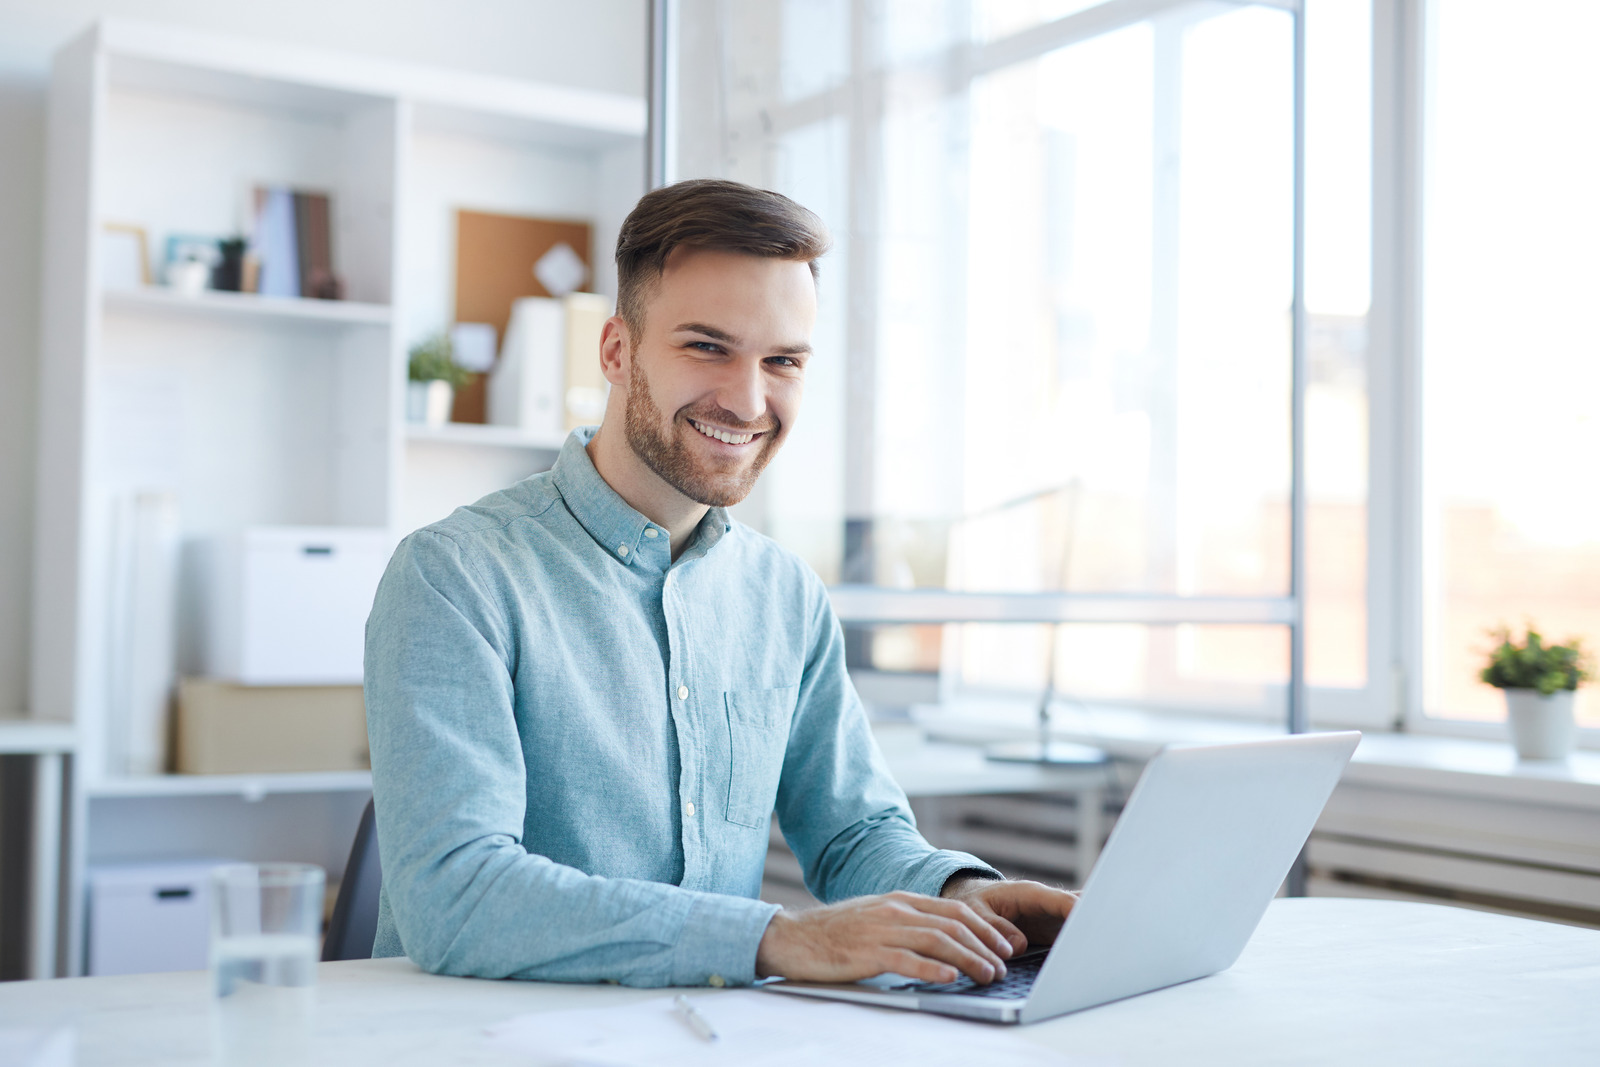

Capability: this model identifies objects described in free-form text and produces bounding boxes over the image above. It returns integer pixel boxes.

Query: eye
[687,341,724,354]
[766,356,803,369]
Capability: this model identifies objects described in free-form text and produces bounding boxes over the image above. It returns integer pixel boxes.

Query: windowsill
[910,700,1600,811]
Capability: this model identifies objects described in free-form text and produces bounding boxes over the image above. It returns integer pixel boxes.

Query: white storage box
[88,860,229,976]
[206,526,392,685]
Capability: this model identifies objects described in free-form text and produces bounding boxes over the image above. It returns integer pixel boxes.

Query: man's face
[619,248,816,508]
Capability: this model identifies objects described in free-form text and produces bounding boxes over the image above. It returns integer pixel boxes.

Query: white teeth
[692,420,756,446]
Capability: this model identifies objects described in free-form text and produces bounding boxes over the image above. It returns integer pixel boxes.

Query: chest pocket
[724,684,799,828]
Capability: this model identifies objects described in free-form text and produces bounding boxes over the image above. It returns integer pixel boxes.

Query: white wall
[0,0,648,715]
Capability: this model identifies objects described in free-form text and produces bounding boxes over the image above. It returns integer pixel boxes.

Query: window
[1419,0,1600,728]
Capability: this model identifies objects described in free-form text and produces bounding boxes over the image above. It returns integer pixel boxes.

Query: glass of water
[210,863,325,1067]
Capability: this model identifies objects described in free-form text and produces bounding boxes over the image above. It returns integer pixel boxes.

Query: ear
[598,315,631,388]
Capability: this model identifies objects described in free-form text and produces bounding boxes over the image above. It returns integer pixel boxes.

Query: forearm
[384,837,778,985]
[940,870,1005,897]
[802,812,1001,902]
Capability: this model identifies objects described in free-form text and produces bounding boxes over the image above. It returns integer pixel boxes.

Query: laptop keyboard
[901,947,1050,1000]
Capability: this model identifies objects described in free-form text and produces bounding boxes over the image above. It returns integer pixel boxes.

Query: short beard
[623,357,782,508]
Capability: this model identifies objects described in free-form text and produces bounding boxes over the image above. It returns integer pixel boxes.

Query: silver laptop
[765,730,1361,1024]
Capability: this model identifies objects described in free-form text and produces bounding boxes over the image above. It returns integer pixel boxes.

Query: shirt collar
[550,427,732,572]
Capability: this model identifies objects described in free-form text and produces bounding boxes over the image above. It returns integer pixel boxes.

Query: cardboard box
[176,677,369,774]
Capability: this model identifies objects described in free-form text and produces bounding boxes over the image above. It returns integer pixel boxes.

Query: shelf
[103,286,392,327]
[101,18,646,149]
[827,586,1298,626]
[406,422,566,450]
[87,769,372,801]
[0,718,76,755]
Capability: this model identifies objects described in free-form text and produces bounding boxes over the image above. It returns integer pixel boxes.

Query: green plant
[407,333,472,389]
[1478,625,1593,695]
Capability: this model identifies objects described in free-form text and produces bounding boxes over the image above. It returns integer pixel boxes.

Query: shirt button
[708,974,725,988]
[677,685,688,700]
[685,801,695,817]
[617,544,629,556]
[644,527,659,538]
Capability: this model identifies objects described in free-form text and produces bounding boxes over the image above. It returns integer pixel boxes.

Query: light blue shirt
[364,429,997,986]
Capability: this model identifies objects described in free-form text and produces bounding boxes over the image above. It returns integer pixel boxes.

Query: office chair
[323,797,383,961]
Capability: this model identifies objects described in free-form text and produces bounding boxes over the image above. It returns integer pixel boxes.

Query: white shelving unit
[404,422,566,451]
[86,769,374,801]
[32,18,645,976]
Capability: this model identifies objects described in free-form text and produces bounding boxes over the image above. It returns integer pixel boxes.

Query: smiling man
[364,179,1078,989]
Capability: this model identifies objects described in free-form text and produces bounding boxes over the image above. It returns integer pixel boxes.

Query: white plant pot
[1504,688,1577,760]
[406,380,454,426]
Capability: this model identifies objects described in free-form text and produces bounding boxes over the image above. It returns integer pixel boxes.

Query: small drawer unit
[87,861,230,976]
[206,526,393,685]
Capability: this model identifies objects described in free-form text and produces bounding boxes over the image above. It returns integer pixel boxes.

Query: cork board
[451,210,593,423]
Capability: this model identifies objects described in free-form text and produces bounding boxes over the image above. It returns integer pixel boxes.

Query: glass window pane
[1421,0,1600,726]
[955,622,1288,718]
[872,6,1296,610]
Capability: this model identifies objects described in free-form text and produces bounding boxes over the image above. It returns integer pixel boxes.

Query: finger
[881,948,958,985]
[1007,882,1081,918]
[982,881,1080,925]
[889,903,1008,976]
[926,915,1008,977]
[965,899,1028,956]
[898,895,1016,959]
[987,882,1078,946]
[895,926,1001,984]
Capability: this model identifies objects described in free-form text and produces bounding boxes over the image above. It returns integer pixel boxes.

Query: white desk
[2,899,1594,1065]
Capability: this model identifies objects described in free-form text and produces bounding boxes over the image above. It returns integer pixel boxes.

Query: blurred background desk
[0,900,1593,1066]
[762,732,1117,910]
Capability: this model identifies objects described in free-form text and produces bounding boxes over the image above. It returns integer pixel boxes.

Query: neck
[586,424,710,560]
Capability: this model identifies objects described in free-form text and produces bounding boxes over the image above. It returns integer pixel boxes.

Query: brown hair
[614,179,831,336]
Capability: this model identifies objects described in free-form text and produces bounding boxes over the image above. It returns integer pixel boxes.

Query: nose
[714,356,767,425]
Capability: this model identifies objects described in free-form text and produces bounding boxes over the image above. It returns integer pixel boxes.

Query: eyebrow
[674,322,812,357]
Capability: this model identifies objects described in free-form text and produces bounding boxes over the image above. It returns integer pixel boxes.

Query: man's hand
[754,891,1018,985]
[941,875,1079,955]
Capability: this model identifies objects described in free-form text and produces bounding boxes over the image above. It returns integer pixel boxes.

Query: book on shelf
[252,185,341,300]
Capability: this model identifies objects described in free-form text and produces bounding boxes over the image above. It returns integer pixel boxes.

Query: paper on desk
[0,1027,74,1067]
[485,990,1094,1066]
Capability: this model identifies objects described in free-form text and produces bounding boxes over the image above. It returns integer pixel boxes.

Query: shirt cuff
[669,893,782,988]
[901,849,1004,898]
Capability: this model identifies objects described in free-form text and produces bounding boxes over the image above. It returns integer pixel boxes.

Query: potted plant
[1478,624,1592,759]
[407,334,471,427]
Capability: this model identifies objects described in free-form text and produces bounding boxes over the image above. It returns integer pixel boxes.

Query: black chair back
[322,797,382,961]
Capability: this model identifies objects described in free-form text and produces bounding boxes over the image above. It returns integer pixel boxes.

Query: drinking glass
[210,863,325,1067]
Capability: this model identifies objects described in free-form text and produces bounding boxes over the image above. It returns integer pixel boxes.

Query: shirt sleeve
[365,530,778,987]
[772,577,1002,902]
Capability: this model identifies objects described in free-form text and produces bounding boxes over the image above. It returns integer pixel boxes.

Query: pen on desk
[673,994,719,1043]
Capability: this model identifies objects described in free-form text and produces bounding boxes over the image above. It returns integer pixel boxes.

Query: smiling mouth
[688,418,766,446]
